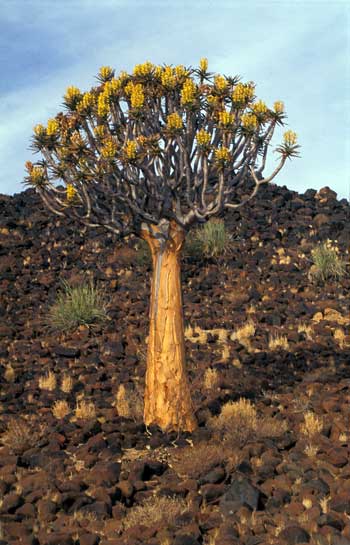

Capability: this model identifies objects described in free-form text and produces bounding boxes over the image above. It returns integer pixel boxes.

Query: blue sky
[0,0,349,199]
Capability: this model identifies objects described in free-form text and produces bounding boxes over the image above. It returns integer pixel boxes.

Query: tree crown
[25,59,300,237]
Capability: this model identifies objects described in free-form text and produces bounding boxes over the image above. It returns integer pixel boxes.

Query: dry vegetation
[122,495,189,531]
[74,399,96,420]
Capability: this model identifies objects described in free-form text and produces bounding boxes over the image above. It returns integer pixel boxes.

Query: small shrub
[203,368,220,390]
[185,219,232,259]
[209,398,258,448]
[115,384,144,421]
[52,400,71,419]
[300,411,323,438]
[48,278,108,332]
[1,418,44,454]
[74,399,96,420]
[39,370,57,391]
[268,333,289,351]
[231,320,255,343]
[61,374,74,393]
[170,443,229,479]
[122,495,188,531]
[309,241,347,284]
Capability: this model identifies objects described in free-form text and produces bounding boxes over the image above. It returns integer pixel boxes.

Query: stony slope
[0,183,349,545]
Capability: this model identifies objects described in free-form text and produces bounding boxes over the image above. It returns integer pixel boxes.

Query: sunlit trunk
[141,220,197,432]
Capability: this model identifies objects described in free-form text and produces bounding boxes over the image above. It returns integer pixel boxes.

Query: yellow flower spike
[252,100,268,115]
[199,58,208,72]
[66,183,77,201]
[131,84,145,109]
[167,112,183,131]
[241,113,258,130]
[33,124,46,137]
[218,110,234,126]
[133,62,154,77]
[232,83,255,103]
[30,166,45,183]
[175,65,188,79]
[274,101,284,114]
[284,130,297,146]
[154,65,163,79]
[47,119,59,136]
[214,146,231,163]
[180,78,197,105]
[214,74,227,92]
[97,92,110,117]
[196,129,211,147]
[161,66,177,88]
[99,66,114,81]
[119,70,129,83]
[25,161,34,173]
[124,81,135,96]
[64,86,81,103]
[101,137,118,158]
[124,140,138,160]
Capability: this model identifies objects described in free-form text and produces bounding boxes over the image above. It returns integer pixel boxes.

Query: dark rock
[52,345,81,358]
[220,476,261,514]
[278,525,310,544]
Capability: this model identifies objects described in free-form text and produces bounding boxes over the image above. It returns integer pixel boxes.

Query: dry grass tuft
[209,398,258,448]
[61,374,74,393]
[297,322,314,340]
[1,418,44,454]
[114,384,144,421]
[257,417,289,438]
[231,320,255,343]
[170,443,227,479]
[39,370,57,391]
[203,368,220,390]
[52,400,71,419]
[300,411,323,439]
[122,495,188,531]
[268,334,289,351]
[4,364,15,382]
[74,399,96,420]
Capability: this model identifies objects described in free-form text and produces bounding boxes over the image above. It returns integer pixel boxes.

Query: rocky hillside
[0,183,349,545]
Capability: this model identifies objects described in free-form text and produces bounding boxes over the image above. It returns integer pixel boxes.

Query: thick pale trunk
[141,221,197,432]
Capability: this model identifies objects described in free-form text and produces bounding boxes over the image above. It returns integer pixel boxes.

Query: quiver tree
[25,59,300,432]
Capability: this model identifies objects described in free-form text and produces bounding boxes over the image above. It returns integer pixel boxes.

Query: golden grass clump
[209,398,258,448]
[114,384,144,421]
[300,411,323,439]
[230,320,255,343]
[52,400,71,419]
[39,370,57,391]
[0,418,43,454]
[74,399,96,420]
[170,443,227,479]
[4,364,15,382]
[309,240,347,284]
[297,322,314,340]
[61,374,74,393]
[122,495,188,531]
[268,333,289,351]
[203,368,220,390]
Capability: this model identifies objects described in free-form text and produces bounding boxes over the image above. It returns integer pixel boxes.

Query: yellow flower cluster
[199,58,208,72]
[94,125,106,138]
[131,84,145,109]
[119,71,129,83]
[77,92,95,113]
[214,75,227,92]
[241,113,258,130]
[66,183,77,201]
[34,124,46,137]
[71,131,84,146]
[30,166,45,183]
[167,112,183,130]
[218,110,234,126]
[284,130,297,146]
[64,86,81,103]
[97,92,110,117]
[232,83,255,103]
[274,101,284,114]
[161,66,177,88]
[181,78,197,105]
[99,66,114,80]
[46,119,59,136]
[124,140,137,159]
[252,100,268,115]
[101,137,118,158]
[133,61,154,77]
[196,129,211,147]
[175,65,188,79]
[104,79,122,97]
[215,147,231,162]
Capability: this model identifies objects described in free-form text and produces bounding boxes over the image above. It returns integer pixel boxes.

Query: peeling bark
[141,220,197,432]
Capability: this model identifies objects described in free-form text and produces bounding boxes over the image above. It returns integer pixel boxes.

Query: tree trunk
[141,220,197,432]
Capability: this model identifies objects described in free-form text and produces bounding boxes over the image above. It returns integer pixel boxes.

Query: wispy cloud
[0,0,348,198]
